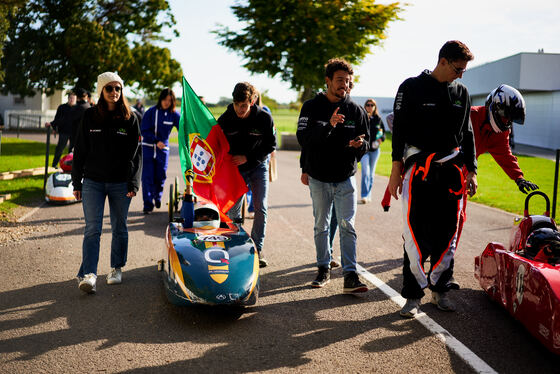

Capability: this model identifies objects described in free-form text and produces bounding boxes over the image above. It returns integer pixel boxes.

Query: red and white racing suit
[456,105,524,242]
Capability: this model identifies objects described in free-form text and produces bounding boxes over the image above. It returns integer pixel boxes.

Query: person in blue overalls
[141,88,180,214]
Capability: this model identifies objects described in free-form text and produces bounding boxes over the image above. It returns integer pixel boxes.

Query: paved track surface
[1,145,560,373]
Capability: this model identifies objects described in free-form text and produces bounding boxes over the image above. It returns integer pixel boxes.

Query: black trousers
[400,157,465,299]
[52,133,73,167]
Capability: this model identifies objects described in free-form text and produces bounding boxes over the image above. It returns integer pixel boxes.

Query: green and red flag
[178,76,247,214]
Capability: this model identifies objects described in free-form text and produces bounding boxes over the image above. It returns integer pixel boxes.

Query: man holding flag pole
[218,82,277,267]
[177,77,249,231]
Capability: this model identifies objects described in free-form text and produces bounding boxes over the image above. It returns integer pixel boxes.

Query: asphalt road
[1,145,559,373]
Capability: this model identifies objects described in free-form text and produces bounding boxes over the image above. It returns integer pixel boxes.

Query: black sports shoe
[258,251,268,268]
[343,272,368,293]
[311,267,330,288]
[155,200,161,209]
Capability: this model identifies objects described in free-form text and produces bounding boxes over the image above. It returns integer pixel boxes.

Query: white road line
[278,211,497,373]
[356,263,498,374]
[16,202,46,223]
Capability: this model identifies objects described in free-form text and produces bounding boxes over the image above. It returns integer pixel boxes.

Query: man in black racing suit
[388,40,478,318]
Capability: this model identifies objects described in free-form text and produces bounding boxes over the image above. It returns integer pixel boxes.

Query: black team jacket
[218,104,276,173]
[72,107,142,193]
[392,70,477,173]
[297,93,370,183]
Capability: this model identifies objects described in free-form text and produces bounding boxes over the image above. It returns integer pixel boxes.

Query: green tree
[1,0,182,98]
[0,0,26,85]
[214,0,402,102]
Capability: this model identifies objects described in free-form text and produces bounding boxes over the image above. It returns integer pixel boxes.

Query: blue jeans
[308,176,358,274]
[227,157,270,251]
[77,179,132,277]
[360,149,380,199]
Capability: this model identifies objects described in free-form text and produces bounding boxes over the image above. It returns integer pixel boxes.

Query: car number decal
[514,264,526,312]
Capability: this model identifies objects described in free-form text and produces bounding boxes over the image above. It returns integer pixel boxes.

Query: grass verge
[1,137,57,172]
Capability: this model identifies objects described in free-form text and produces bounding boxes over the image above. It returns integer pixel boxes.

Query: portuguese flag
[178,76,248,214]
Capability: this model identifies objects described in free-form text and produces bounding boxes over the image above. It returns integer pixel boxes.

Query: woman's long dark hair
[96,85,131,120]
[364,98,379,117]
[157,88,176,112]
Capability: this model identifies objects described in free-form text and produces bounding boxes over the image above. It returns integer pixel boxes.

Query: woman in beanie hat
[72,71,142,294]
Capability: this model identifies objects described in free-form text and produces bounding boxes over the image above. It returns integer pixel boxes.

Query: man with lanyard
[297,58,370,293]
[140,88,180,214]
[388,41,477,318]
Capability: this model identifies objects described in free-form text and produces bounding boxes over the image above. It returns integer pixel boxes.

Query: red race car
[475,191,560,354]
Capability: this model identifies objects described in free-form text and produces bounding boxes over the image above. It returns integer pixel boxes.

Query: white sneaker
[431,291,456,312]
[107,268,122,285]
[79,273,97,294]
[400,298,421,318]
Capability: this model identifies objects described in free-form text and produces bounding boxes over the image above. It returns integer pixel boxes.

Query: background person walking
[72,72,142,294]
[359,98,385,204]
[45,90,77,167]
[140,88,180,214]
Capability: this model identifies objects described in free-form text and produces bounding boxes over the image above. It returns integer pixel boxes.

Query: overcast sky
[165,0,560,103]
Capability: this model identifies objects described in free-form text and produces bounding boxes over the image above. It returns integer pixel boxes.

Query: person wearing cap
[140,88,180,214]
[72,72,142,294]
[46,90,77,167]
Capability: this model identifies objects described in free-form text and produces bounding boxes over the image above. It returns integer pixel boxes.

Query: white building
[354,52,560,150]
[0,90,66,129]
[460,52,560,150]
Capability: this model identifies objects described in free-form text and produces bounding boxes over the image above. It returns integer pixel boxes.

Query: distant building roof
[460,52,560,96]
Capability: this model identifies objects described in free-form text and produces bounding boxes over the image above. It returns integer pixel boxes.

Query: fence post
[43,126,51,192]
[553,149,559,220]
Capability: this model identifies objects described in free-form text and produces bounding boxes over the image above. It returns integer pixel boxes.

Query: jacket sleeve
[392,82,410,162]
[353,106,370,160]
[140,108,157,144]
[174,110,181,131]
[127,116,142,193]
[297,101,335,150]
[248,112,276,162]
[460,93,477,173]
[50,105,65,131]
[71,110,89,191]
[487,131,524,180]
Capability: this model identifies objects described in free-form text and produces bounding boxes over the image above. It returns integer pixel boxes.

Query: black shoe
[155,200,161,209]
[447,276,460,290]
[143,208,152,215]
[343,272,368,293]
[258,251,268,268]
[311,267,330,288]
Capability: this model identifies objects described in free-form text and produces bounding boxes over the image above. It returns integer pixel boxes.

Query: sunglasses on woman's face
[104,85,121,93]
[365,103,375,107]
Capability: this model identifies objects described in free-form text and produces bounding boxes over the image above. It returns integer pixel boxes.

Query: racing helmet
[525,228,560,260]
[193,201,220,229]
[59,153,73,173]
[485,84,526,133]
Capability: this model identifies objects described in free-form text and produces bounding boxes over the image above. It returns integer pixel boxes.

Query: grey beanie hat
[97,72,124,97]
